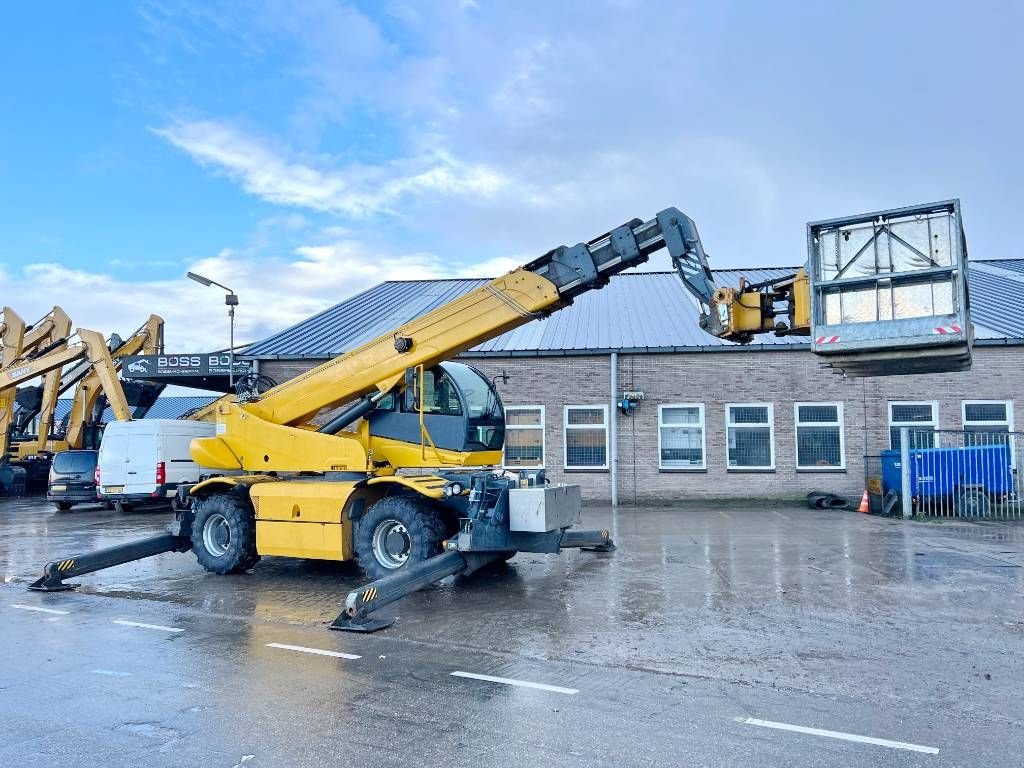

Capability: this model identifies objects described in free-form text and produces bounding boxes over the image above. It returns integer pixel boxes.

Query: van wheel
[355,497,445,580]
[114,501,134,514]
[54,501,74,512]
[191,492,260,575]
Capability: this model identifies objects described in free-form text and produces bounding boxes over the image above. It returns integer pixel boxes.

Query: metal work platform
[808,200,972,376]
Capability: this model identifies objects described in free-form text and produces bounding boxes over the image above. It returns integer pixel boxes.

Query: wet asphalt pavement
[2,497,1023,767]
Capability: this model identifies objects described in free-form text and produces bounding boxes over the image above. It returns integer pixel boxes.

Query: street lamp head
[186,271,213,287]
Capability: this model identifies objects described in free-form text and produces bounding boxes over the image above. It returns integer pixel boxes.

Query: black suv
[47,450,101,511]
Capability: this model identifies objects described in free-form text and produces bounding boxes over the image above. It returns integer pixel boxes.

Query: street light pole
[186,271,240,389]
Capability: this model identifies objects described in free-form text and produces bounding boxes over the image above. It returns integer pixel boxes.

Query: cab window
[401,369,462,416]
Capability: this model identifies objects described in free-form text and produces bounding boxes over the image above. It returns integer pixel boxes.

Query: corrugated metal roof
[53,395,218,424]
[978,258,1024,277]
[243,262,1024,360]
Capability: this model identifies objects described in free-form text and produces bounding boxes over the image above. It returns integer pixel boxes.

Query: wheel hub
[203,512,232,557]
[372,519,411,569]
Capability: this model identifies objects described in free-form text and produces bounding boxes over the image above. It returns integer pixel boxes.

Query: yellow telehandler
[31,200,972,631]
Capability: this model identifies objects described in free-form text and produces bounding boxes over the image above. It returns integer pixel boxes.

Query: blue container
[880,444,1012,500]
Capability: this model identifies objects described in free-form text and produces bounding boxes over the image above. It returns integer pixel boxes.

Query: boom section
[248,207,719,427]
[64,315,164,449]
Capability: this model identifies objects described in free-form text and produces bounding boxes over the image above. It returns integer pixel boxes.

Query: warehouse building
[242,260,1024,504]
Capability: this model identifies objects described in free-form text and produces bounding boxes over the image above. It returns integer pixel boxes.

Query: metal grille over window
[726,404,774,470]
[963,401,1014,459]
[889,401,937,450]
[795,403,844,469]
[564,406,608,469]
[504,406,544,468]
[659,405,705,469]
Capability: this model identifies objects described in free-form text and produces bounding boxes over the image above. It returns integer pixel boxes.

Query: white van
[98,420,215,512]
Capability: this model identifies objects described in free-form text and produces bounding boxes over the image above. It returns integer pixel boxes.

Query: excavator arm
[62,315,164,450]
[0,307,73,454]
[0,328,132,455]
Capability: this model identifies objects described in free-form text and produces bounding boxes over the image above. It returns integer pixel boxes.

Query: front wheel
[355,496,445,580]
[191,492,260,574]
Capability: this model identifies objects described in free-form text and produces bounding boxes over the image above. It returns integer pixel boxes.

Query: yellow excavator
[52,314,166,452]
[31,200,972,632]
[0,306,74,493]
[0,321,147,495]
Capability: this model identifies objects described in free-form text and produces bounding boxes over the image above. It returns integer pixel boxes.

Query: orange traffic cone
[858,490,870,513]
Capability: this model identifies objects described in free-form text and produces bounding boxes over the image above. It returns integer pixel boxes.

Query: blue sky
[1,0,1021,351]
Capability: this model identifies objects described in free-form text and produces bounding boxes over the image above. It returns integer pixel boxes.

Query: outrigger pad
[28,578,77,592]
[329,613,395,633]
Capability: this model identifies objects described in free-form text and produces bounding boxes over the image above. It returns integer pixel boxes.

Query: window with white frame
[503,405,545,468]
[726,404,774,470]
[794,402,845,469]
[659,404,706,469]
[564,405,608,469]
[889,401,938,449]
[963,401,1013,433]
[963,401,1014,460]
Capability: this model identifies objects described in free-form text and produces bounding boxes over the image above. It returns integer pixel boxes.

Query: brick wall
[259,346,1024,504]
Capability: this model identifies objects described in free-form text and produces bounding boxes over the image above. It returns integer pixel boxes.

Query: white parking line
[91,669,132,677]
[451,671,578,695]
[112,619,184,633]
[736,717,938,755]
[266,642,361,660]
[9,604,69,615]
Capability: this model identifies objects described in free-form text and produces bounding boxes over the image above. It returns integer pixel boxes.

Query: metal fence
[865,428,1024,520]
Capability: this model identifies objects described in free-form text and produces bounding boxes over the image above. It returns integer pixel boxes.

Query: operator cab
[367,361,505,453]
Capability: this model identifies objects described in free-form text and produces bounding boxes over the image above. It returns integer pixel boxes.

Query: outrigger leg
[560,528,616,552]
[29,530,192,592]
[331,550,504,633]
[330,526,615,633]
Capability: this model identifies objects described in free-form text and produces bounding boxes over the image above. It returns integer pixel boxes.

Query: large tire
[55,501,74,512]
[355,496,445,580]
[191,491,260,575]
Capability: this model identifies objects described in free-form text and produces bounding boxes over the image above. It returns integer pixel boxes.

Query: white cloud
[154,120,510,218]
[0,232,519,358]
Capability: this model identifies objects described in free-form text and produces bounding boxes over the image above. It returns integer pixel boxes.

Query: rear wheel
[54,501,74,512]
[957,489,991,518]
[355,496,445,580]
[191,491,260,574]
[114,501,134,514]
